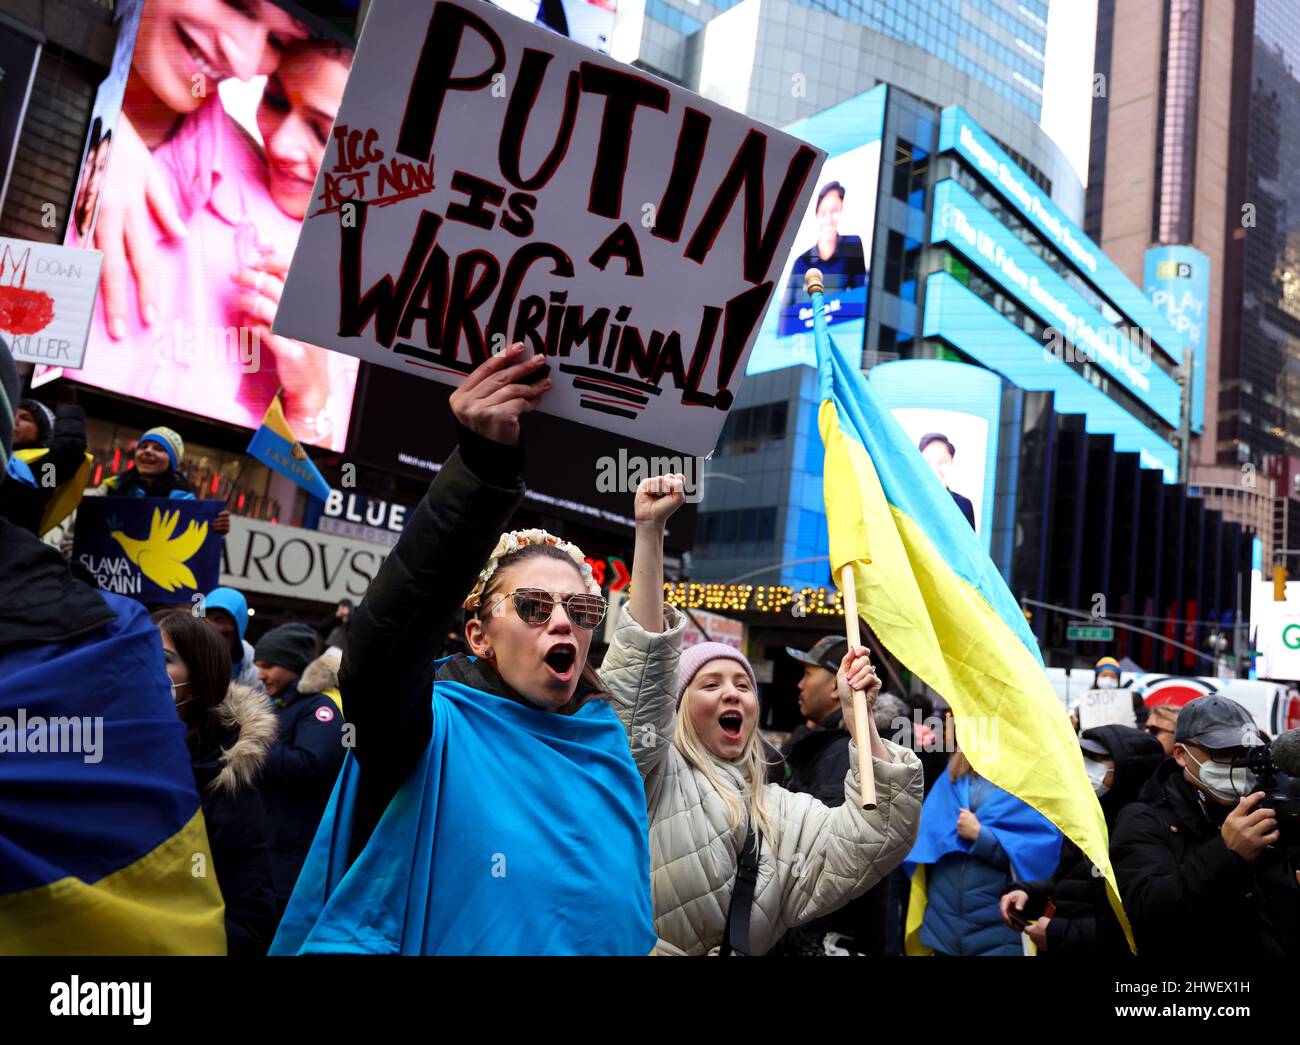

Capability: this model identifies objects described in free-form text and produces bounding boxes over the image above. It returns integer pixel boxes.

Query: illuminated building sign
[664,581,846,617]
[932,179,1181,427]
[924,272,1179,481]
[1144,245,1209,433]
[939,107,1184,361]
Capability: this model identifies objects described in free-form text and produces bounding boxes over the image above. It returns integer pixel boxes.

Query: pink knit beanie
[676,642,757,704]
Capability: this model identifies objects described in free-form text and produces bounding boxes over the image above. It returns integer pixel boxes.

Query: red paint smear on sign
[0,286,56,335]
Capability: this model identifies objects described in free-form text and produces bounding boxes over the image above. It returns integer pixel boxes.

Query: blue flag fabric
[246,395,330,502]
[270,674,657,955]
[904,770,1062,885]
[72,496,223,605]
[0,591,226,953]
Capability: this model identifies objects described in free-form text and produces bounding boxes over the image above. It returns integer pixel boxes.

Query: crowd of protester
[2,340,1297,956]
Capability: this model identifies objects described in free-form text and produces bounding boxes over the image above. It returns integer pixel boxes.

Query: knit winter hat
[1094,656,1121,681]
[139,426,184,469]
[676,642,757,705]
[253,622,319,675]
[16,398,53,445]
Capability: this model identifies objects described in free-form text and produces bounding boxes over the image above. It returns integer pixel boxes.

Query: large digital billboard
[63,0,144,249]
[924,271,1180,481]
[932,178,1182,427]
[870,359,1002,555]
[938,106,1185,366]
[491,0,617,53]
[47,0,359,452]
[747,85,886,375]
[1145,244,1209,433]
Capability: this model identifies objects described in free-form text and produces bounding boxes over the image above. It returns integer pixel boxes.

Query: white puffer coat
[601,604,925,955]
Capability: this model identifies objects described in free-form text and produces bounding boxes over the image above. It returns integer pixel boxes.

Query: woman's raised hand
[634,473,686,530]
[449,343,551,446]
[836,645,882,734]
[92,113,188,338]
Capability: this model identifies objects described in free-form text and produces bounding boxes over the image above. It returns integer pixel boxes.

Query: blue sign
[73,497,224,604]
[924,272,1179,481]
[938,107,1185,362]
[1144,245,1209,433]
[932,179,1182,427]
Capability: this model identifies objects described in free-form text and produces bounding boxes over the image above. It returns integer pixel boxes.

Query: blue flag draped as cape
[903,769,1061,955]
[270,677,656,955]
[905,770,1062,883]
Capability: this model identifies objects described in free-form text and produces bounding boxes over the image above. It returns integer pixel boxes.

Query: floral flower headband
[463,528,600,611]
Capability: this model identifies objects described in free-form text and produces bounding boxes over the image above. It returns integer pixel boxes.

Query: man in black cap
[1111,695,1298,956]
[781,634,851,800]
[254,622,347,917]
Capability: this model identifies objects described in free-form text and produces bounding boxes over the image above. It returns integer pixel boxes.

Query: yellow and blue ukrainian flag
[807,272,1133,952]
[0,591,226,954]
[246,394,330,502]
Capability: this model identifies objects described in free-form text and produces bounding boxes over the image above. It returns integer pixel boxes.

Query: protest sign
[1077,687,1136,731]
[273,0,824,455]
[0,238,103,368]
[73,497,224,605]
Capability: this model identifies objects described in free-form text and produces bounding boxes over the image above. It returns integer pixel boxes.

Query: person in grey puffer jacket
[600,475,924,955]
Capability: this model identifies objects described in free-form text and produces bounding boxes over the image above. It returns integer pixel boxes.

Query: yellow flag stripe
[820,399,1134,952]
[0,809,227,955]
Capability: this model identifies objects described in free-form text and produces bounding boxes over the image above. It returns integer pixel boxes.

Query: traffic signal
[1274,563,1290,602]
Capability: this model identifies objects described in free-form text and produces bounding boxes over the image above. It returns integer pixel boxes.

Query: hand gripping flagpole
[805,268,879,811]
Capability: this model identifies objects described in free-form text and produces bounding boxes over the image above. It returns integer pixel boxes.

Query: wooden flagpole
[839,563,879,811]
[804,267,880,811]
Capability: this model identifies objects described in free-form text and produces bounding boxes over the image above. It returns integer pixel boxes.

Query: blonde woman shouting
[602,475,925,955]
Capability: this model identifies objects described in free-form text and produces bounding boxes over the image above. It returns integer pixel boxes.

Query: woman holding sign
[601,508,924,955]
[270,344,669,955]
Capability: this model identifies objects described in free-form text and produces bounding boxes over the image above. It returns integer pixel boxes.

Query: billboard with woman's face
[46,0,360,452]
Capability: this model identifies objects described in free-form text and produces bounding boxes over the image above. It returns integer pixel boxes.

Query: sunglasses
[486,588,608,630]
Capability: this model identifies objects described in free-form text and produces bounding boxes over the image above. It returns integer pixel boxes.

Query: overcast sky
[1040,0,1098,188]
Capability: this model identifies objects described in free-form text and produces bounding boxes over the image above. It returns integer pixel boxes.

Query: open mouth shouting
[718,710,744,741]
[543,642,578,684]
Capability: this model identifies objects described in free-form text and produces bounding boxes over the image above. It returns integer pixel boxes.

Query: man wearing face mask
[1000,725,1164,954]
[1111,696,1299,956]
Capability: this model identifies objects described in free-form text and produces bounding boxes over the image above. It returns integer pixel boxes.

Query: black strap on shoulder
[719,826,762,956]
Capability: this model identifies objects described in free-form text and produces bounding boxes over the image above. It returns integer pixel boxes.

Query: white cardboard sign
[0,239,102,367]
[273,0,825,455]
[1077,687,1136,731]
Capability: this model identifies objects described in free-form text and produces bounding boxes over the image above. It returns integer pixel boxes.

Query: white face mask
[1084,757,1111,796]
[1096,675,1118,690]
[1184,747,1256,801]
[172,680,192,709]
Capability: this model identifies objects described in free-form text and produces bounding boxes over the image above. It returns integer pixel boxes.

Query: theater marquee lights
[663,582,846,616]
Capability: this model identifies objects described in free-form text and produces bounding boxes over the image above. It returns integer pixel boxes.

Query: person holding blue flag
[904,738,1062,956]
[271,343,666,955]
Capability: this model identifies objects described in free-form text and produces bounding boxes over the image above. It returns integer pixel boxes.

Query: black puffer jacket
[260,655,346,912]
[1111,755,1299,957]
[1009,725,1164,955]
[192,683,279,955]
[771,709,888,956]
[341,426,526,864]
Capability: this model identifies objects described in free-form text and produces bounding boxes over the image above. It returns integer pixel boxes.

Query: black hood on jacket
[0,517,115,650]
[1081,724,1165,824]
